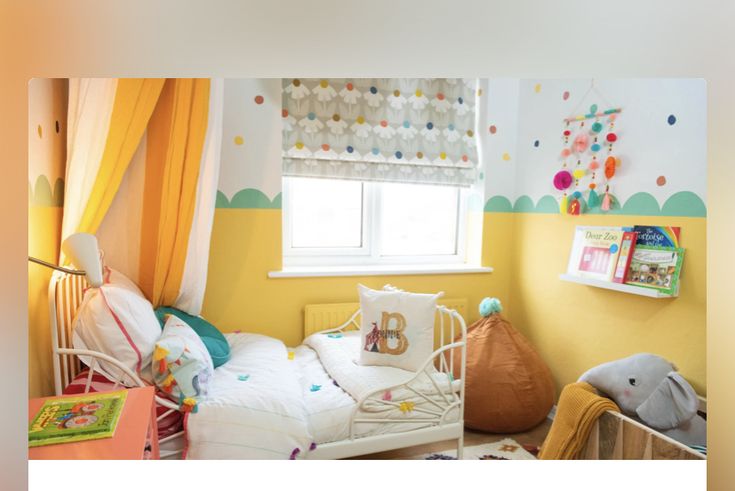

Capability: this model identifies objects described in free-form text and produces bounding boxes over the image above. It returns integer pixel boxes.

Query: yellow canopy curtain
[62,78,221,314]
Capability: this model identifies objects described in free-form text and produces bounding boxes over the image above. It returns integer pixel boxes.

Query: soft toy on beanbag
[453,297,555,433]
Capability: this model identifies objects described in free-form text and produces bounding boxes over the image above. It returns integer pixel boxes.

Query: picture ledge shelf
[558,274,678,298]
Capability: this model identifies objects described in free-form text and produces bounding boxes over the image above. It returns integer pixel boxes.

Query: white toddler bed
[48,272,467,460]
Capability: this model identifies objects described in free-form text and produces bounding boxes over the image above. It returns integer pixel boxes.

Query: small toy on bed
[578,353,706,448]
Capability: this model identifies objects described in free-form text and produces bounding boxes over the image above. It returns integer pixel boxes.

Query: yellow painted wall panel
[508,213,706,395]
[28,206,63,397]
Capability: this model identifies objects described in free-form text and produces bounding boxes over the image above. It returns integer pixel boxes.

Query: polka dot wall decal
[534,83,541,93]
[563,91,570,101]
[55,120,60,133]
[533,140,540,148]
[657,176,667,186]
[667,114,677,125]
[489,125,497,134]
[37,125,42,138]
[254,95,264,105]
[502,152,511,161]
[234,135,244,145]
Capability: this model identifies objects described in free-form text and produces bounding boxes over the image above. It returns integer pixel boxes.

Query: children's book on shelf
[566,226,626,282]
[612,231,637,283]
[633,226,681,248]
[624,245,684,295]
[28,390,127,447]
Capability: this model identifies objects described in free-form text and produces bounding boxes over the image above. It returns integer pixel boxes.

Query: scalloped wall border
[484,191,706,217]
[216,189,282,209]
[28,175,64,207]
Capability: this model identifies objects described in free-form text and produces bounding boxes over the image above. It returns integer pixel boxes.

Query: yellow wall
[509,213,706,395]
[28,207,63,397]
[203,208,706,398]
[28,78,67,397]
[202,209,513,347]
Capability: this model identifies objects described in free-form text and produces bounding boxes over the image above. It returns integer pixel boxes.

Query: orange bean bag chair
[453,299,555,433]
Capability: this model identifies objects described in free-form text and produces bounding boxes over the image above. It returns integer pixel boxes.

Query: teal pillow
[154,307,231,368]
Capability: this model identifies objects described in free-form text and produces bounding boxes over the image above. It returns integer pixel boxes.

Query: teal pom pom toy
[479,297,503,317]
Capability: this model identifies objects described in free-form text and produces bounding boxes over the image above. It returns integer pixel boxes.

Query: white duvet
[185,332,460,459]
[184,334,313,459]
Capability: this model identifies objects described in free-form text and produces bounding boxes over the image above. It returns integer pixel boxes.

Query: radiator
[303,298,468,343]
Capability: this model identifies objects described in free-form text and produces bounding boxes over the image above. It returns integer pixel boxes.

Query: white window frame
[282,177,469,268]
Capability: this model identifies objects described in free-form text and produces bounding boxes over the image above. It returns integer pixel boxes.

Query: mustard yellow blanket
[538,382,619,460]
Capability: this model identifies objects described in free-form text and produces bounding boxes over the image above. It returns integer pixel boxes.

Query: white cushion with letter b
[358,284,439,372]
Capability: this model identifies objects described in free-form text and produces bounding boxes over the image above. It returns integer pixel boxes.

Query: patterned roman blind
[282,78,480,187]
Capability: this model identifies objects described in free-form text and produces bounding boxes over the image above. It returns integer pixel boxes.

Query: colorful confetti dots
[534,83,541,93]
[657,176,667,186]
[254,95,264,104]
[563,91,570,101]
[287,351,295,360]
[489,125,497,134]
[502,152,511,161]
[237,375,250,381]
[667,114,677,125]
[533,140,540,148]
[327,333,343,339]
[310,384,321,392]
[234,135,244,145]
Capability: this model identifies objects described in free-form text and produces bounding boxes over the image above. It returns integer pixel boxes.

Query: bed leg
[457,433,464,460]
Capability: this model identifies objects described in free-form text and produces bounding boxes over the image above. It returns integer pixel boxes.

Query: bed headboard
[303,297,468,339]
[48,270,88,395]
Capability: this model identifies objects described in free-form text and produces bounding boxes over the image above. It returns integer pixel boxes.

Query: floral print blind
[282,78,480,187]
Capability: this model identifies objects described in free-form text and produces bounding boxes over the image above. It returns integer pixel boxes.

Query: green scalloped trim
[513,195,535,213]
[483,195,513,213]
[661,191,707,217]
[216,189,282,209]
[29,175,64,207]
[484,191,706,217]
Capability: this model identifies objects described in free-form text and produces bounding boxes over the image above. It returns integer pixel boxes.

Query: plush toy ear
[636,372,698,430]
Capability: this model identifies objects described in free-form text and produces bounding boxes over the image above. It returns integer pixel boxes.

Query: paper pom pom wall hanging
[553,81,623,214]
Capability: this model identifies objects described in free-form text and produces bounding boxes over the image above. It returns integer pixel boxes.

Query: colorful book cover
[566,226,626,281]
[625,245,684,295]
[28,390,127,447]
[633,226,681,248]
[612,231,637,283]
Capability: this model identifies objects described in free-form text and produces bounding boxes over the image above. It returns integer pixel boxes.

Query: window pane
[380,183,459,256]
[289,177,363,248]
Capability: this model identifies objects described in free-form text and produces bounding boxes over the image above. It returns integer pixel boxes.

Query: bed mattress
[184,332,460,459]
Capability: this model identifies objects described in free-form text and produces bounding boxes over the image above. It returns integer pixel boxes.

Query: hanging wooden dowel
[564,107,623,123]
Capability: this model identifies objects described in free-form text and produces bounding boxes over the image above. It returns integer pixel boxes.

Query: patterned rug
[416,438,538,460]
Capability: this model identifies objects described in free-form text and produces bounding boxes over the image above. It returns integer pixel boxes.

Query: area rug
[416,438,538,460]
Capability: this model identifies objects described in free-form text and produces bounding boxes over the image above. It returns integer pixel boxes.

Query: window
[283,177,468,267]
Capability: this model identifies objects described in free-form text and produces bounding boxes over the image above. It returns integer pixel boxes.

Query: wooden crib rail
[582,410,706,460]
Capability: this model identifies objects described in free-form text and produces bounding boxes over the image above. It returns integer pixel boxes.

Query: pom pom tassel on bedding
[153,346,169,374]
[179,394,199,414]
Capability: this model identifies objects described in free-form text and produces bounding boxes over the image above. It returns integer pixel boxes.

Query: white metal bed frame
[48,273,467,460]
[48,270,184,459]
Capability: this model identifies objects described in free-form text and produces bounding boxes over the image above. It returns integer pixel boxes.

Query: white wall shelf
[558,274,678,299]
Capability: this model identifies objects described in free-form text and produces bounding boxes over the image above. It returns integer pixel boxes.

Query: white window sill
[268,264,494,278]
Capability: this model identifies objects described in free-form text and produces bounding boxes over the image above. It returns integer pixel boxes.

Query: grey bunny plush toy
[578,353,705,447]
